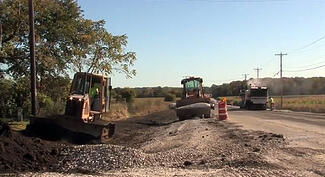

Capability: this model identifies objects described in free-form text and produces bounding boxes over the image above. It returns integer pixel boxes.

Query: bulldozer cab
[181,77,203,99]
[66,72,112,121]
[28,72,115,144]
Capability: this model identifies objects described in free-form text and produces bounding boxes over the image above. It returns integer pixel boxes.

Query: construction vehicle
[175,77,217,120]
[240,85,268,110]
[27,72,115,143]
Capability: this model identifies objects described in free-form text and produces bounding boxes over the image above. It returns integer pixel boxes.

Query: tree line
[211,77,325,97]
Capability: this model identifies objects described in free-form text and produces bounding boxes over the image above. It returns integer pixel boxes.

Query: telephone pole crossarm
[253,67,262,79]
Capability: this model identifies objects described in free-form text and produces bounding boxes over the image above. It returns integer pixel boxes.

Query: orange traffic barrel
[218,101,229,120]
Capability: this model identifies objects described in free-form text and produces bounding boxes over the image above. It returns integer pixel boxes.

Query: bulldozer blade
[26,115,115,144]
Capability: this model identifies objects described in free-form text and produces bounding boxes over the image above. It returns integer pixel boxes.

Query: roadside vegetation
[103,97,170,121]
[225,95,325,113]
[211,77,325,98]
[273,95,325,113]
[7,121,29,131]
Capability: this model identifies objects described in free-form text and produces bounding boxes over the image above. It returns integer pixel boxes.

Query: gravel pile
[57,144,209,173]
[56,118,287,174]
[58,144,148,173]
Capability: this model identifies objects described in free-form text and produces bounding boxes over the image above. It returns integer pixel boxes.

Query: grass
[225,95,325,113]
[223,96,242,106]
[0,118,29,131]
[273,95,325,113]
[103,97,171,121]
[8,121,29,131]
[127,97,170,116]
[3,98,170,126]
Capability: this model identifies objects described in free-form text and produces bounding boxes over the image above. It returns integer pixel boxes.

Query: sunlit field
[273,95,325,113]
[103,97,170,121]
[225,95,325,113]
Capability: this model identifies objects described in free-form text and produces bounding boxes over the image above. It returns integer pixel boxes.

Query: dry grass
[127,97,170,116]
[8,121,29,131]
[225,95,325,113]
[224,96,242,105]
[102,103,130,121]
[273,95,325,113]
[103,97,170,121]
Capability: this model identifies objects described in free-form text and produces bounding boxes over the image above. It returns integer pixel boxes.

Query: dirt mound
[0,121,62,173]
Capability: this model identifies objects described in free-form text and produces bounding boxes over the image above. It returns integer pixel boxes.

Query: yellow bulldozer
[27,72,115,144]
[175,77,217,121]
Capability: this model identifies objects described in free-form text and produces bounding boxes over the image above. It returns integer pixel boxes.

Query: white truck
[240,85,268,110]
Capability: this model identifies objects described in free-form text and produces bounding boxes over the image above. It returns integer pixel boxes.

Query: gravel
[58,144,148,173]
[2,110,324,176]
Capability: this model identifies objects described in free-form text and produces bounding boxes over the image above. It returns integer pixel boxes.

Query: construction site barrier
[218,101,229,120]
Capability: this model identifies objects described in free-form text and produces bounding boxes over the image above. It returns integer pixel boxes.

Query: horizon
[115,76,325,88]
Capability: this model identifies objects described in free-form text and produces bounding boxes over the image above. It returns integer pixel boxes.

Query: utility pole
[253,67,262,78]
[242,74,249,81]
[0,21,2,47]
[29,0,38,115]
[242,74,249,90]
[275,52,287,109]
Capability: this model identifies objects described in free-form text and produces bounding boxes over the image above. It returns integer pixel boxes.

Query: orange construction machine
[27,72,115,143]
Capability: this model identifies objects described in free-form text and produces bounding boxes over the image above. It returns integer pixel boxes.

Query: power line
[284,64,325,72]
[207,77,243,84]
[188,0,291,3]
[285,60,325,69]
[290,34,325,53]
[272,71,280,77]
[260,58,275,69]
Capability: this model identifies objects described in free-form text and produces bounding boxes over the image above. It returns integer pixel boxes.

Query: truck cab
[240,85,268,110]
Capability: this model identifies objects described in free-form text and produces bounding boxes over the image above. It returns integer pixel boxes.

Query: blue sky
[78,0,325,87]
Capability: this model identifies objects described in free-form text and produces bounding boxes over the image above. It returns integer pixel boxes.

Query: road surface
[229,109,325,149]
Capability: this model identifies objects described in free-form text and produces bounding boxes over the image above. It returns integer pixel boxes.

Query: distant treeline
[114,87,212,98]
[1,76,325,119]
[118,77,325,99]
[211,77,325,97]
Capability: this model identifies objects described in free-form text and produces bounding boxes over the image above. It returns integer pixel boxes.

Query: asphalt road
[228,109,325,150]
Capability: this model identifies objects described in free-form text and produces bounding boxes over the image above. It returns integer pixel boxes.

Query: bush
[120,88,136,103]
[164,93,176,102]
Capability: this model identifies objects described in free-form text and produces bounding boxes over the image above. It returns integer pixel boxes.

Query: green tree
[0,79,15,118]
[120,88,136,102]
[164,93,176,102]
[0,0,136,78]
[71,19,136,77]
[0,0,136,117]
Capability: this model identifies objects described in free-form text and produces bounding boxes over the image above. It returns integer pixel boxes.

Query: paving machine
[175,77,217,120]
[27,72,115,143]
[240,85,268,110]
